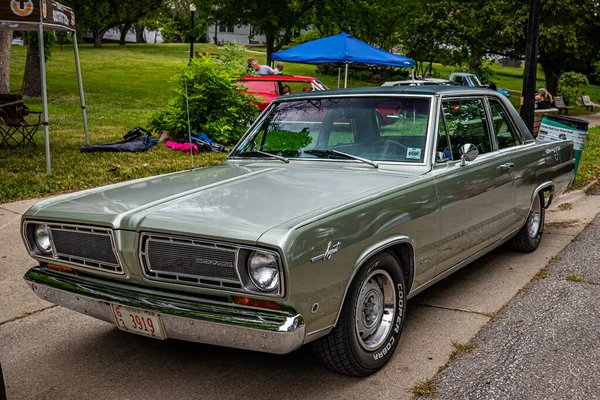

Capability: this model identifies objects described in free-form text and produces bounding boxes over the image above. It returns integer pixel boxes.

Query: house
[206,24,267,45]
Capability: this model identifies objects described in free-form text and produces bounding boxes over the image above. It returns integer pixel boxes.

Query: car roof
[450,73,475,77]
[382,78,452,86]
[273,85,498,101]
[241,75,318,82]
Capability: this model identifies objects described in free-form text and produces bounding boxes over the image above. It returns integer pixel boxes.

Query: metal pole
[411,68,416,83]
[38,25,51,174]
[337,67,341,88]
[520,0,541,134]
[344,63,348,88]
[73,34,89,144]
[189,10,195,63]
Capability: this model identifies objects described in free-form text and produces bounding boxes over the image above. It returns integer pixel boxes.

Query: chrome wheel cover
[527,195,542,238]
[355,269,396,351]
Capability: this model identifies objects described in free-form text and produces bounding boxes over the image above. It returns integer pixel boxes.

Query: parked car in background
[22,86,574,377]
[381,78,454,87]
[449,72,511,98]
[239,75,327,111]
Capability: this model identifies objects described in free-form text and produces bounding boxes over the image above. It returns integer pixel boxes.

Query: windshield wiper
[236,150,289,163]
[233,140,289,163]
[304,149,378,168]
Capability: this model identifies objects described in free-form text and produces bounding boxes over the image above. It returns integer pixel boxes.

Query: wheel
[366,139,408,155]
[313,251,407,376]
[511,192,545,252]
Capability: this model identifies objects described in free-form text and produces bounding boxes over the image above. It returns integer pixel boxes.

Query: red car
[239,75,328,111]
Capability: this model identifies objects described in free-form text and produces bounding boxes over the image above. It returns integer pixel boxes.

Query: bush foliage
[148,45,259,144]
[558,71,589,105]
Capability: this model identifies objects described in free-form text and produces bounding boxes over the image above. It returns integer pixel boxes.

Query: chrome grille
[140,234,243,289]
[27,223,123,274]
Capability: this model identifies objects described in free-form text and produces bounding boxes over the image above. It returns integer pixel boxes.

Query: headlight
[247,251,279,292]
[34,224,52,254]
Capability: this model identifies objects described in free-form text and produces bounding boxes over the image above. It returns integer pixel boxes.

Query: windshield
[233,96,431,163]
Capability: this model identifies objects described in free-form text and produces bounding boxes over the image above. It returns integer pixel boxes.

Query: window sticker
[406,147,422,159]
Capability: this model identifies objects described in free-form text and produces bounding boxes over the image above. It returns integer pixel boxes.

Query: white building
[206,24,267,45]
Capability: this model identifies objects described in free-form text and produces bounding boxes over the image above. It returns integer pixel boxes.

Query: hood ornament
[311,241,342,263]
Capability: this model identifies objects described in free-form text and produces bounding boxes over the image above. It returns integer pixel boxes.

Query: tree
[65,0,164,48]
[0,30,11,93]
[213,0,317,64]
[21,32,55,97]
[313,0,404,51]
[537,0,600,95]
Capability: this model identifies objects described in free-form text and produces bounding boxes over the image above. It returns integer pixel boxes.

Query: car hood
[26,163,423,244]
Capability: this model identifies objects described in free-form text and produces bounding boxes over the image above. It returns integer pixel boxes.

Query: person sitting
[537,88,554,106]
[282,85,292,95]
[275,62,285,75]
[246,57,256,74]
[535,89,553,109]
[251,59,277,75]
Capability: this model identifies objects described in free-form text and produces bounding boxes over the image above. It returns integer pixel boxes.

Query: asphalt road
[434,213,600,400]
[1,189,599,400]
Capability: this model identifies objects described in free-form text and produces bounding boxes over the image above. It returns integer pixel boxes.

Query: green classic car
[22,86,574,376]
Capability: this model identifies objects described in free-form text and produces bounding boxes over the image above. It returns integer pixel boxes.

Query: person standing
[275,62,285,74]
[251,59,277,75]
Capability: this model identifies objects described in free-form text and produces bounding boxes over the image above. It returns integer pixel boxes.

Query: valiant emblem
[311,241,342,263]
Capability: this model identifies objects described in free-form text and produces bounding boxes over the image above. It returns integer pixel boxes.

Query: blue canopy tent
[272,32,414,88]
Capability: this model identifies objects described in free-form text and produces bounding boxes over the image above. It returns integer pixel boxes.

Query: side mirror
[460,143,478,166]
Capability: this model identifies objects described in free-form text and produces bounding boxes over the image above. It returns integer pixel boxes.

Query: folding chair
[0,94,42,148]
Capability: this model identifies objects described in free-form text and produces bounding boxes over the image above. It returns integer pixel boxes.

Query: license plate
[112,305,166,340]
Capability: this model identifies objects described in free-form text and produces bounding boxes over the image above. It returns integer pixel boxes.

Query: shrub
[559,71,589,105]
[148,55,259,145]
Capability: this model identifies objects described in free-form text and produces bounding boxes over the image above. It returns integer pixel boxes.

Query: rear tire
[511,192,545,253]
[313,251,406,376]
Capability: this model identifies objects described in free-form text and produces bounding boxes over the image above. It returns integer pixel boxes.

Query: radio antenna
[184,77,195,170]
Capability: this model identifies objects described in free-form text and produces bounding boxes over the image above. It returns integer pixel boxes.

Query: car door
[432,97,515,274]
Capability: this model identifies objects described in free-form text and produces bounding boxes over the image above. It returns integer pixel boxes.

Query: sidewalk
[432,192,600,399]
[575,112,600,128]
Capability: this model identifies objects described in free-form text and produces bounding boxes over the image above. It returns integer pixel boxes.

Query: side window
[489,99,521,149]
[436,109,452,162]
[328,117,355,146]
[442,98,492,160]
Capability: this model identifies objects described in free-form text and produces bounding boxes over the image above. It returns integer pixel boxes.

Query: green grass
[412,378,437,397]
[1,43,600,202]
[1,44,230,202]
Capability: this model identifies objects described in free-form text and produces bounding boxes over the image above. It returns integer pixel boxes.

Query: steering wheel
[366,139,408,156]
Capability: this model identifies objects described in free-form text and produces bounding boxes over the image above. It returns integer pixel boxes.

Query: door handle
[499,162,515,172]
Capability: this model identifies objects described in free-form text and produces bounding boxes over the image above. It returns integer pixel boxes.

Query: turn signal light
[48,264,73,273]
[232,296,281,311]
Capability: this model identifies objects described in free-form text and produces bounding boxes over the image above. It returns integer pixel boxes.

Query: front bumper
[24,267,305,354]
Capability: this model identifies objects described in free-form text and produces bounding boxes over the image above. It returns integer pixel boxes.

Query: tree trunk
[92,30,103,48]
[134,24,146,43]
[119,23,132,45]
[0,30,11,93]
[468,50,483,72]
[22,40,41,97]
[541,62,559,96]
[265,31,275,66]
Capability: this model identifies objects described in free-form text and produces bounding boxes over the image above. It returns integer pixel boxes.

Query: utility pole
[520,0,541,134]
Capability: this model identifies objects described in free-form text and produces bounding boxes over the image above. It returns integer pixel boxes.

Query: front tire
[511,192,545,252]
[313,251,407,376]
